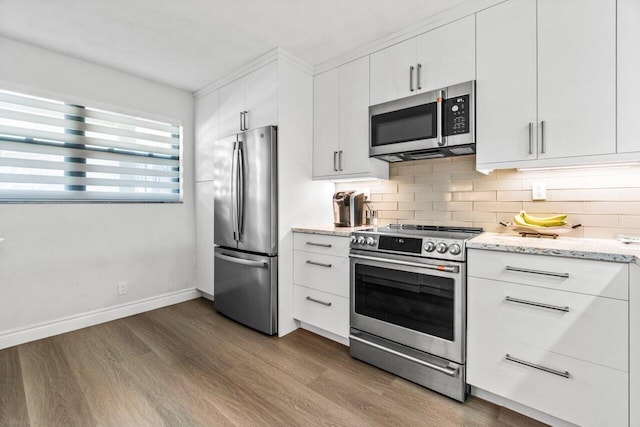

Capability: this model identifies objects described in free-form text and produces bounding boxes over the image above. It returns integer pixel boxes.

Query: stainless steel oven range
[349,224,482,402]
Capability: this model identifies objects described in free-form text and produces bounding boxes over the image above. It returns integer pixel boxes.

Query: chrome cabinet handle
[409,66,415,92]
[505,354,571,379]
[528,122,533,155]
[242,110,248,131]
[306,296,332,306]
[239,112,244,131]
[214,252,267,268]
[417,63,422,90]
[505,266,569,278]
[333,151,338,171]
[350,253,459,273]
[436,90,444,146]
[540,120,546,154]
[350,334,459,377]
[306,242,331,248]
[505,296,570,313]
[338,150,343,171]
[306,260,332,268]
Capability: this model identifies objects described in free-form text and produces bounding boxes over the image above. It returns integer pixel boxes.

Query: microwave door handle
[437,90,444,146]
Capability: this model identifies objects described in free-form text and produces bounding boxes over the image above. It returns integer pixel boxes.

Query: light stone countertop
[468,232,640,265]
[291,224,371,237]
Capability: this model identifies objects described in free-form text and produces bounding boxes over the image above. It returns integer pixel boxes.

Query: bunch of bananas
[514,211,568,227]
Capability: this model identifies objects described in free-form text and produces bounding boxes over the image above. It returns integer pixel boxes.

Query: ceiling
[0,0,470,92]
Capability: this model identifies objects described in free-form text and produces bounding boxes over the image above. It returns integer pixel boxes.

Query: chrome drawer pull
[306,241,332,248]
[350,334,459,377]
[505,296,570,313]
[505,266,570,278]
[306,296,332,307]
[505,354,571,379]
[306,260,332,268]
[349,254,459,273]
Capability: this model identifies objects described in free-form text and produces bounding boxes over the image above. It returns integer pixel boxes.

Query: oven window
[371,103,437,146]
[355,264,454,341]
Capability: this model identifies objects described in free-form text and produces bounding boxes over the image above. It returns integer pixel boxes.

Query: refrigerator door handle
[237,141,245,240]
[231,142,239,241]
[214,252,268,268]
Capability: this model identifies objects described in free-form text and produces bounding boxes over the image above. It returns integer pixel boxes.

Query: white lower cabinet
[468,332,628,427]
[292,232,350,341]
[467,249,630,426]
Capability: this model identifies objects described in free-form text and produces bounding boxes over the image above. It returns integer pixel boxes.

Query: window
[0,89,182,202]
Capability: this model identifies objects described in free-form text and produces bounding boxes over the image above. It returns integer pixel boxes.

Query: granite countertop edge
[292,225,369,237]
[468,232,640,265]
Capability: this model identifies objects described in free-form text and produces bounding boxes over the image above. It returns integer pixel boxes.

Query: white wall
[0,37,197,348]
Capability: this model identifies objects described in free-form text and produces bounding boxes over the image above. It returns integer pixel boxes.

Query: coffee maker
[333,191,365,227]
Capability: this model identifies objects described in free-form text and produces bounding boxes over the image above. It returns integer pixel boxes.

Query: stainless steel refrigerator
[213,125,277,335]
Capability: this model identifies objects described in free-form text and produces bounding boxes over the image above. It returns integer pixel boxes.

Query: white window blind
[0,89,182,202]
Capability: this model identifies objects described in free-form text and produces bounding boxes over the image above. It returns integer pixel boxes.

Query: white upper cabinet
[476,0,617,170]
[313,56,388,180]
[415,15,475,93]
[219,61,278,138]
[370,38,416,105]
[537,0,615,160]
[370,16,475,106]
[618,0,640,154]
[476,0,537,166]
[313,68,340,177]
[194,89,220,182]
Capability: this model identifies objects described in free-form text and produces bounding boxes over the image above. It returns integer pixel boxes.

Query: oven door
[369,89,441,157]
[350,250,465,364]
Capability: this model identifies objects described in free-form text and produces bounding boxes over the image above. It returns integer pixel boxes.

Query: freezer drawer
[214,247,277,335]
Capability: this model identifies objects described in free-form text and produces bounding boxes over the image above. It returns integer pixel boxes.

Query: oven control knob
[366,237,377,246]
[436,242,449,253]
[356,236,366,245]
[424,241,436,252]
[449,243,462,255]
[350,235,357,244]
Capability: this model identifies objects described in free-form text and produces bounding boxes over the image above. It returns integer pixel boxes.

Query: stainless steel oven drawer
[349,329,467,402]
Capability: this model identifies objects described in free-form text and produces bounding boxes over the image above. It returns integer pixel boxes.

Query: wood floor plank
[0,346,30,426]
[19,339,95,427]
[56,326,164,427]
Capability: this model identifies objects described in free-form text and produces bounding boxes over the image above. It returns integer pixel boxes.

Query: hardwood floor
[0,298,547,426]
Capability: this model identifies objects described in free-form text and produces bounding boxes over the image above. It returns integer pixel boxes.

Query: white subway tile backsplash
[339,156,640,239]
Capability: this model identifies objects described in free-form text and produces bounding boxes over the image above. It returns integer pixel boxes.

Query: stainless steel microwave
[369,81,475,162]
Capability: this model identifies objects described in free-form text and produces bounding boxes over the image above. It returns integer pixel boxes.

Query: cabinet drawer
[468,331,628,427]
[293,251,349,297]
[468,249,628,300]
[293,232,350,257]
[468,277,628,370]
[293,285,349,338]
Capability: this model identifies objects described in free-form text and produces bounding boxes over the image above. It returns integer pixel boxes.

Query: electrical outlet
[532,182,547,201]
[118,281,128,295]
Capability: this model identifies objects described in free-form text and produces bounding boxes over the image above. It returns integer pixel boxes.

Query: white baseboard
[0,288,201,350]
[299,322,349,347]
[471,386,578,427]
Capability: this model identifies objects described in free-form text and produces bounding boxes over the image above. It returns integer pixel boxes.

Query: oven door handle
[350,334,459,377]
[349,254,459,273]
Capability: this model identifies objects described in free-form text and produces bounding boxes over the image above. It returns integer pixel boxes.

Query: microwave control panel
[443,94,470,136]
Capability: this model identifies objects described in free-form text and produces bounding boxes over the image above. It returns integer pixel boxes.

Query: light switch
[532,182,547,201]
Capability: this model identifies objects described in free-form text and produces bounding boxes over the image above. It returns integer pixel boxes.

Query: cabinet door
[537,0,615,159]
[476,0,537,166]
[219,77,245,138]
[245,61,278,130]
[617,0,640,154]
[369,37,416,105]
[339,57,371,176]
[195,181,215,296]
[194,90,219,182]
[313,69,340,177]
[415,15,475,93]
